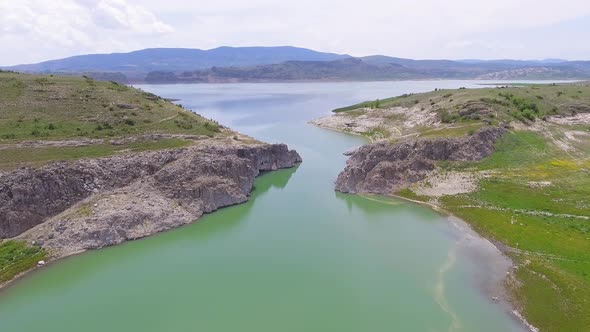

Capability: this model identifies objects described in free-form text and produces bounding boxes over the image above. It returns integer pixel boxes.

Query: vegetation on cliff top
[333,82,590,123]
[0,72,229,169]
[0,72,221,142]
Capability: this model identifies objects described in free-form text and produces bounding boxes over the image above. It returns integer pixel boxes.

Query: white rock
[37,260,46,267]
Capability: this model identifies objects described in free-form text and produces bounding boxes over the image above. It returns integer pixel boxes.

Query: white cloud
[0,0,589,65]
[89,0,173,33]
[0,0,172,65]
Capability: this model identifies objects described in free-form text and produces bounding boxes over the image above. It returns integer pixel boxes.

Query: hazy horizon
[1,0,589,66]
[1,45,584,68]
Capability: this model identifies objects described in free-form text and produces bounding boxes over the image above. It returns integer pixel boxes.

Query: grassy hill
[334,82,590,117]
[327,83,590,331]
[0,71,221,140]
[0,71,226,169]
[331,83,590,141]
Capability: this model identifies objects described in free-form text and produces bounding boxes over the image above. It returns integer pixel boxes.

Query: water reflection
[254,165,299,192]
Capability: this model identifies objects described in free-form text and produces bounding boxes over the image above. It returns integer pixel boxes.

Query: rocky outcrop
[0,144,301,255]
[335,127,505,194]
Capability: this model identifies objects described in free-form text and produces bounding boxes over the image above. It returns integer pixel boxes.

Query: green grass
[0,72,227,169]
[393,128,590,331]
[0,72,221,142]
[365,126,391,140]
[396,188,430,202]
[442,197,590,332]
[0,138,192,170]
[0,240,47,284]
[333,83,590,124]
[475,131,562,169]
[415,123,484,139]
[431,130,590,331]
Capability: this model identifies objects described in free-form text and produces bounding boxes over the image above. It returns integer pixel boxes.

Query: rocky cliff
[0,144,301,256]
[335,127,505,194]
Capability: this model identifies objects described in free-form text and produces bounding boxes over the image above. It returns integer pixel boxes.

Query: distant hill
[144,57,590,83]
[3,47,590,83]
[457,58,568,65]
[4,46,350,76]
[146,58,425,83]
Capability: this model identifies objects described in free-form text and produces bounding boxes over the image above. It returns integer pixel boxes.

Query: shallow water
[0,81,527,331]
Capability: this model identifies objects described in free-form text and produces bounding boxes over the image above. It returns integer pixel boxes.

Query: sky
[1,0,589,66]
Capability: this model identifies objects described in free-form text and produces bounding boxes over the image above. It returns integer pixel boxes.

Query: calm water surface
[0,81,526,331]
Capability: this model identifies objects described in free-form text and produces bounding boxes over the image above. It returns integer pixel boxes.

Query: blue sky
[1,0,589,65]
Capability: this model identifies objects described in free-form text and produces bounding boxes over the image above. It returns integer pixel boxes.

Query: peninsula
[312,82,590,331]
[0,71,301,287]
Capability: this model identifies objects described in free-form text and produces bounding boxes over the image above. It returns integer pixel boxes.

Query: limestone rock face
[0,144,301,255]
[335,127,505,194]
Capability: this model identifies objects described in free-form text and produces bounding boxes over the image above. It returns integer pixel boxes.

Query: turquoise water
[0,81,525,331]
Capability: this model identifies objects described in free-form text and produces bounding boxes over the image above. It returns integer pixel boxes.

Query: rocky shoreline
[335,127,505,194]
[1,143,301,260]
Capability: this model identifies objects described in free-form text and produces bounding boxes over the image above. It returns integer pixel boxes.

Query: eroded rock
[335,127,505,194]
[0,144,301,255]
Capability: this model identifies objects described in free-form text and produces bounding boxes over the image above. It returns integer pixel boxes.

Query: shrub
[204,122,220,132]
[521,109,536,121]
[124,119,135,126]
[440,110,457,123]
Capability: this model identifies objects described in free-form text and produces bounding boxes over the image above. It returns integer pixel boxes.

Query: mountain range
[3,46,590,83]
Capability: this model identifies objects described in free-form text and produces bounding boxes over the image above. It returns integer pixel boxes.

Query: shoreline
[315,113,539,331]
[133,78,582,85]
[0,168,278,292]
[0,119,537,331]
[364,193,539,332]
[0,144,301,292]
[0,248,84,293]
[1,179,537,332]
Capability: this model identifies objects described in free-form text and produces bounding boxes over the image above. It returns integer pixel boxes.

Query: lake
[0,81,527,331]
